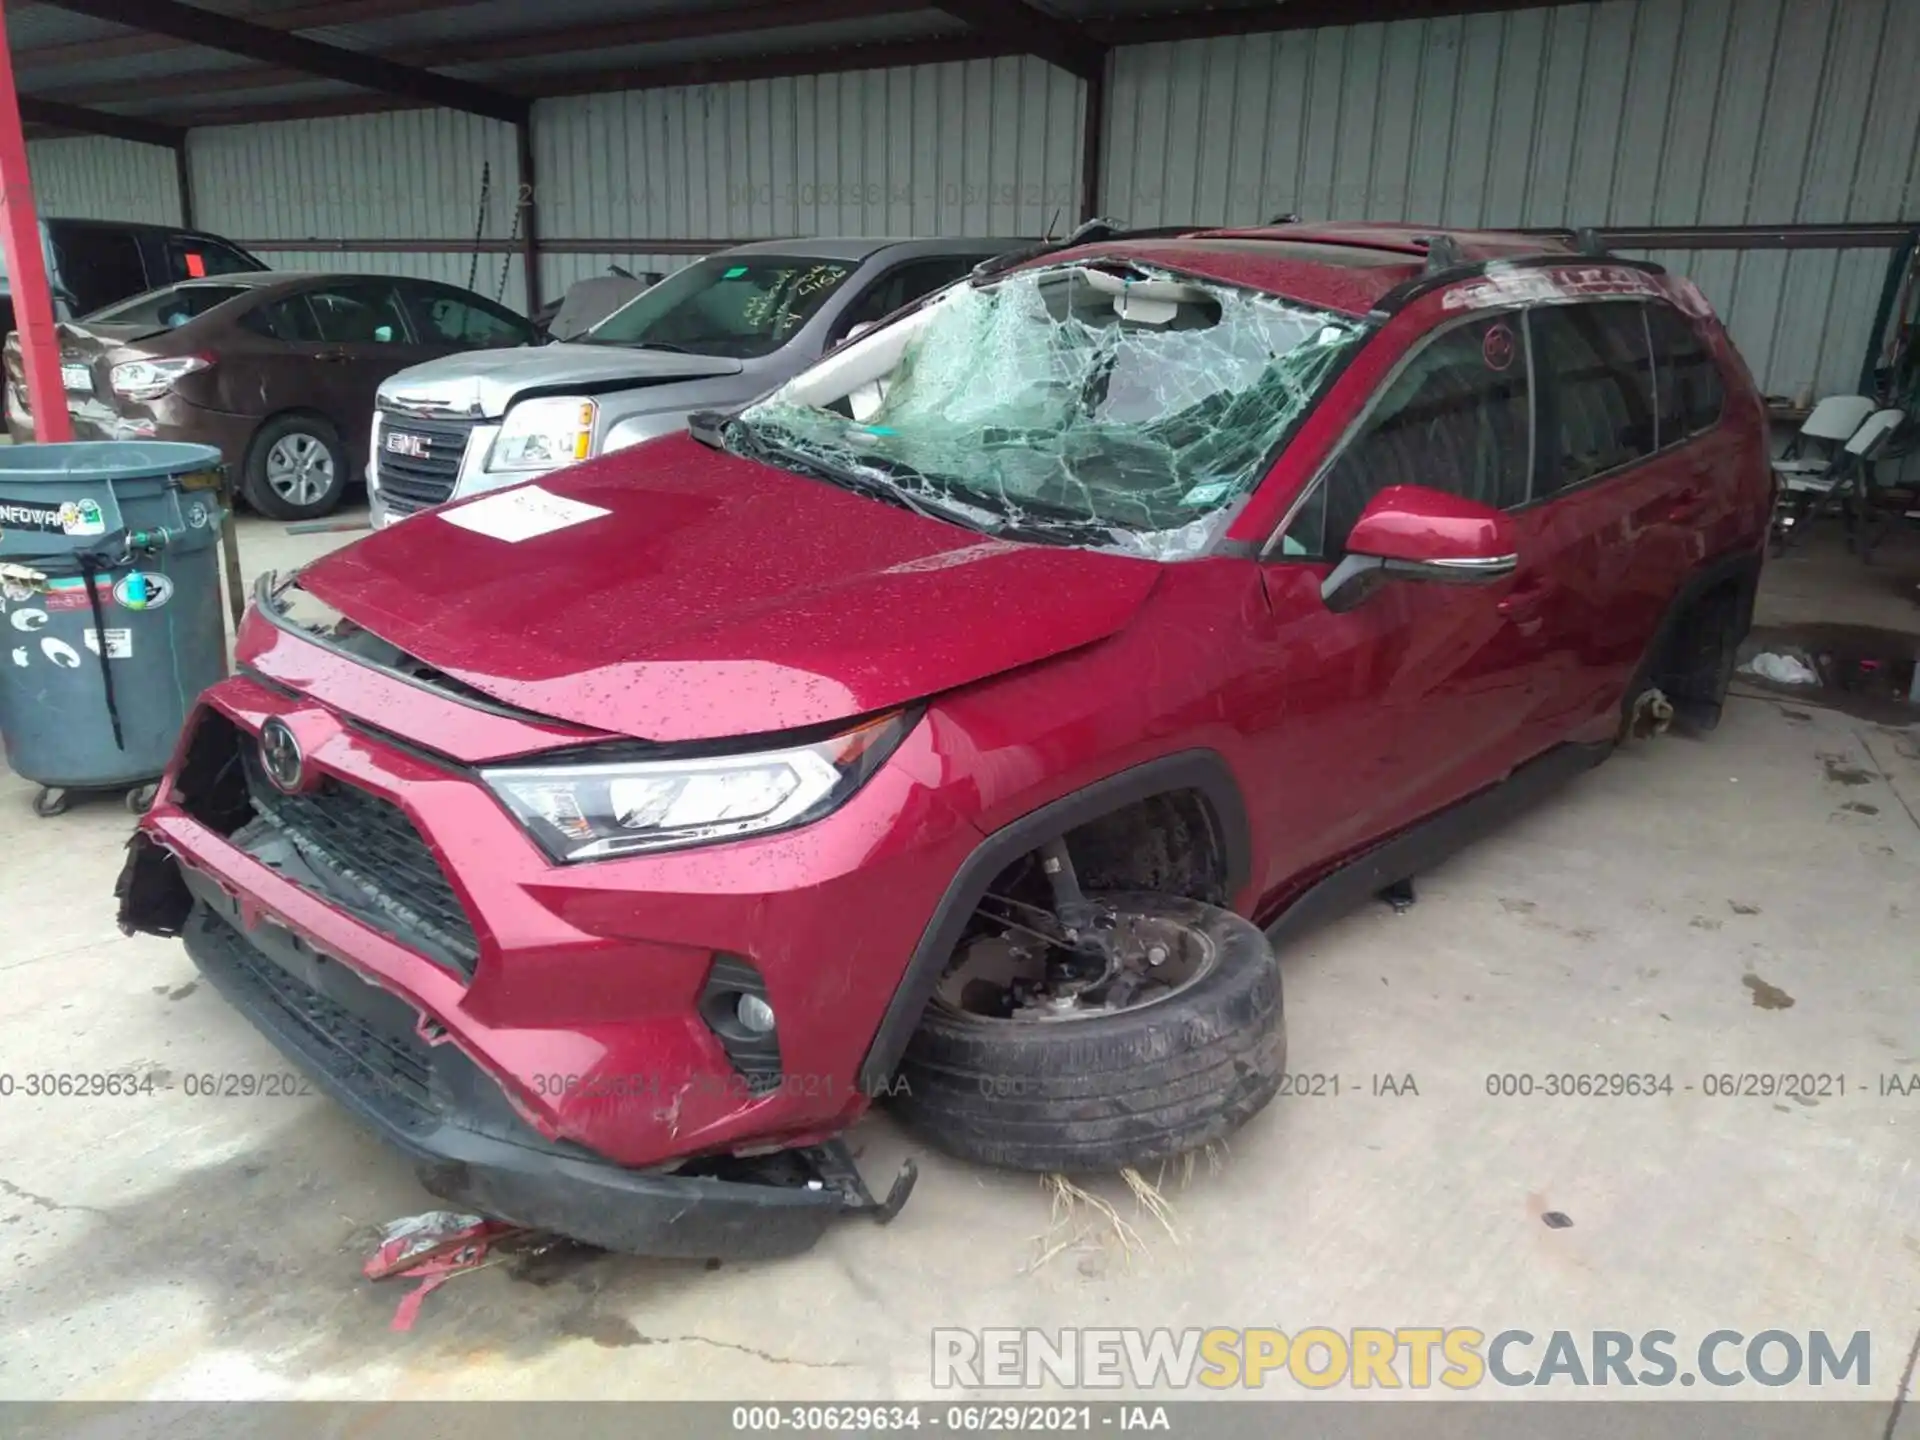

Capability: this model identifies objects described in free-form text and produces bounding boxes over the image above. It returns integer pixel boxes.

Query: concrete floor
[1,510,1917,1408]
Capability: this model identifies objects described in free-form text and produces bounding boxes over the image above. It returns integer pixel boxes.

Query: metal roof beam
[401,0,930,67]
[1091,0,1576,46]
[32,0,936,104]
[929,1,1101,78]
[17,95,182,147]
[174,34,1028,122]
[35,0,527,122]
[13,0,476,71]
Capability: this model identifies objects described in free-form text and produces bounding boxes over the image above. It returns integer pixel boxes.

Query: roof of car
[158,271,479,291]
[722,236,1031,263]
[1045,222,1593,317]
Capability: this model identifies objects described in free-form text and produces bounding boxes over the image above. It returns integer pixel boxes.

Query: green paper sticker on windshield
[1180,481,1233,507]
[723,266,749,278]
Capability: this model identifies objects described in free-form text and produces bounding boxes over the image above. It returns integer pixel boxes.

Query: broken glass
[737,261,1366,559]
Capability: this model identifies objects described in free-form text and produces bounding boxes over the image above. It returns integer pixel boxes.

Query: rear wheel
[892,894,1285,1173]
[243,415,347,520]
[1639,582,1746,734]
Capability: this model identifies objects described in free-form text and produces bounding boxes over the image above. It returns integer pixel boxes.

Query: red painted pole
[0,0,71,443]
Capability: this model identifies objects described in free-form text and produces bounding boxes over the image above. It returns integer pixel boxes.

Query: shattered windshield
[735,261,1364,558]
[584,253,854,358]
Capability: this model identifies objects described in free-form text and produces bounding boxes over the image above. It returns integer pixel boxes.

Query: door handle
[1496,575,1546,612]
[1497,575,1548,632]
[1664,487,1706,523]
[314,348,353,362]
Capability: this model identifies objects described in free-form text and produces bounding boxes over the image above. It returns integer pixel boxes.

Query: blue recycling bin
[0,442,229,815]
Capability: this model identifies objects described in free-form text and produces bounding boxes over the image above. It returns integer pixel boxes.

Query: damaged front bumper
[119,833,914,1260]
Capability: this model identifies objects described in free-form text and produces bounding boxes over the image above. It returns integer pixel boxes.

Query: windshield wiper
[751,435,983,531]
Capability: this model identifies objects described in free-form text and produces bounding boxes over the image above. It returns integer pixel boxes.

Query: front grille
[189,904,434,1116]
[375,411,474,511]
[240,747,481,976]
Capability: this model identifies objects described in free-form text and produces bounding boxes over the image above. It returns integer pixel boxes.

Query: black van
[0,218,267,333]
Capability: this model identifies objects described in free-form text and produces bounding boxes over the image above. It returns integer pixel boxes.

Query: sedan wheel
[266,432,335,507]
[243,416,348,520]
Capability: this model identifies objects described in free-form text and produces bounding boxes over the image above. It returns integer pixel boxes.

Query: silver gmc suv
[367,235,1022,527]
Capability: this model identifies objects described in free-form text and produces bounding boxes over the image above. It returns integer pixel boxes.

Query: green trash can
[0,442,229,816]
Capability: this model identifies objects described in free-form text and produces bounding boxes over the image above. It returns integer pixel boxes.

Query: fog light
[736,993,776,1034]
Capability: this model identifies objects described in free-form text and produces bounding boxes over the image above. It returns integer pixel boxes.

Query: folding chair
[1770,394,1877,553]
[1845,408,1912,563]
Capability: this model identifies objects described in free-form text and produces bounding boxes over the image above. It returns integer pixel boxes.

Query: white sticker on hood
[438,485,612,544]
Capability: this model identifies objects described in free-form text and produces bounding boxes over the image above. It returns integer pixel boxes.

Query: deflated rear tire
[891,895,1285,1173]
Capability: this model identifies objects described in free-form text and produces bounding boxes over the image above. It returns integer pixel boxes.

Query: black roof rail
[1369,249,1669,321]
[972,218,1124,279]
[1414,234,1464,273]
[969,219,1206,280]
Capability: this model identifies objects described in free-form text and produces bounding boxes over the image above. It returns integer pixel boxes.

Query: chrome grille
[375,411,473,512]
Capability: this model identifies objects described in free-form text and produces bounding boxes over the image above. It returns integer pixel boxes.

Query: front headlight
[486,395,598,473]
[481,711,914,862]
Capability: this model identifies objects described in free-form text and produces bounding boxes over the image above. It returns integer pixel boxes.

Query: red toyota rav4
[119,223,1770,1260]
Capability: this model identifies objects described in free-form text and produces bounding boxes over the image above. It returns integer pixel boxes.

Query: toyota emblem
[259,717,305,792]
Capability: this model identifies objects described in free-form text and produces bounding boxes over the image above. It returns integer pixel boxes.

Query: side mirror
[1320,485,1518,612]
[845,320,878,342]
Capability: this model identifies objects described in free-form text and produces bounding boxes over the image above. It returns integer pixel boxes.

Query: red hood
[298,435,1161,743]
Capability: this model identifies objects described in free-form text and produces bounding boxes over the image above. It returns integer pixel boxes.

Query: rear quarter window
[86,283,249,330]
[1647,302,1725,440]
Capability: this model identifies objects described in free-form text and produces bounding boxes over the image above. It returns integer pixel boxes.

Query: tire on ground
[242,413,347,521]
[891,894,1286,1173]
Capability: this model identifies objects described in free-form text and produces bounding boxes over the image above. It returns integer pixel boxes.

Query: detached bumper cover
[147,844,900,1261]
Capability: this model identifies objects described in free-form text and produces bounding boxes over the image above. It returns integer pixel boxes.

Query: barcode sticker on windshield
[439,485,611,543]
[1180,481,1233,506]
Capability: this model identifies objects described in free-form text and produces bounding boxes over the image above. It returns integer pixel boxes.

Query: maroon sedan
[120,224,1770,1259]
[6,271,535,519]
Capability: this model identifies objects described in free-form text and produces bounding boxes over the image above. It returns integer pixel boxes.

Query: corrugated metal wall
[187,109,530,311]
[25,136,180,224]
[531,55,1084,298]
[31,0,1915,401]
[1105,0,1920,396]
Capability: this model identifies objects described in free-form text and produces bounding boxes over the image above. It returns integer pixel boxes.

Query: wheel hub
[934,904,1217,1022]
[266,433,335,505]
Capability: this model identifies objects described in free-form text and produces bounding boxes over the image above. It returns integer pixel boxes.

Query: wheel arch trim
[857,748,1252,1094]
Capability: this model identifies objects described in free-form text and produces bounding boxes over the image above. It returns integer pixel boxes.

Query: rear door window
[305,282,411,344]
[54,227,150,315]
[1528,302,1657,496]
[1304,314,1533,556]
[239,295,324,342]
[1647,303,1725,441]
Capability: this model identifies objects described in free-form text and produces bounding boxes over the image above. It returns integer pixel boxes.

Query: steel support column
[1079,56,1106,225]
[174,137,193,229]
[0,0,71,441]
[516,117,541,318]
